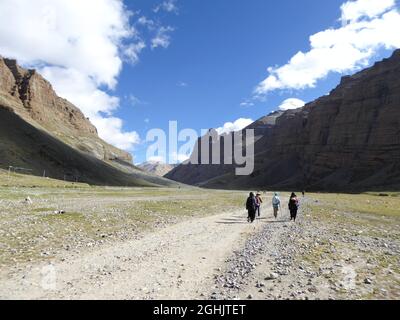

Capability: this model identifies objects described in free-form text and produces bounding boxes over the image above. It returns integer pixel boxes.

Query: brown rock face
[0,57,132,163]
[0,56,179,187]
[167,50,400,191]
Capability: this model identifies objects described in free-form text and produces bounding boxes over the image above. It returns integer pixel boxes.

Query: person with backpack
[288,192,299,222]
[255,193,263,218]
[272,192,281,219]
[246,192,257,223]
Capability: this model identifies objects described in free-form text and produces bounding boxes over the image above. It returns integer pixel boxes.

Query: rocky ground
[0,181,399,300]
[211,196,400,300]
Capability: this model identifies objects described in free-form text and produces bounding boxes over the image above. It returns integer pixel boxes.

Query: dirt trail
[0,209,264,300]
[1,195,399,300]
[212,197,400,300]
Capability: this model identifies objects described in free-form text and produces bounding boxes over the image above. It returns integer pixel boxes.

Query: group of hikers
[246,191,302,223]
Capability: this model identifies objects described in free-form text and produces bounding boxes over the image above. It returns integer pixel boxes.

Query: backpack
[289,197,299,210]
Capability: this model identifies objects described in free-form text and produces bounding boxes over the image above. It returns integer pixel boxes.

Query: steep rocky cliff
[0,56,179,187]
[167,50,400,191]
[0,57,132,163]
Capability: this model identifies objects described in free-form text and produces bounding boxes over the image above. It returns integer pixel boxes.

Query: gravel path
[1,196,399,300]
[0,210,263,300]
[212,197,400,300]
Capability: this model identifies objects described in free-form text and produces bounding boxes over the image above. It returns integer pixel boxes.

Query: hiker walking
[272,192,281,219]
[288,192,299,222]
[255,193,263,218]
[246,192,257,223]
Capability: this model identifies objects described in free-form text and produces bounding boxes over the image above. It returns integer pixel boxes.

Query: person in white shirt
[272,193,281,219]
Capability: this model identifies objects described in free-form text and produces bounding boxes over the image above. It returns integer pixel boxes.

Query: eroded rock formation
[0,57,132,163]
[167,50,400,191]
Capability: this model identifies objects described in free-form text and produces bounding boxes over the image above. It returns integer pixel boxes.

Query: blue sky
[113,0,398,164]
[0,0,399,164]
[118,0,348,163]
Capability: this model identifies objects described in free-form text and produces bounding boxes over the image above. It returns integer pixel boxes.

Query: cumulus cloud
[278,98,306,111]
[341,0,396,22]
[40,67,120,116]
[255,0,400,96]
[216,118,254,135]
[0,0,145,151]
[93,116,141,150]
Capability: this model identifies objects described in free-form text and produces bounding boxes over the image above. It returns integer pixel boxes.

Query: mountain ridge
[0,56,178,187]
[0,56,132,164]
[166,50,400,191]
[138,161,177,177]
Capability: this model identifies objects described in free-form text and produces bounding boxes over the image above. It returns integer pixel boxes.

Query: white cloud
[136,14,175,51]
[0,0,145,152]
[93,116,140,150]
[40,67,120,116]
[0,0,133,88]
[151,26,174,49]
[41,67,141,150]
[137,16,156,29]
[154,0,179,14]
[278,98,306,111]
[240,100,255,108]
[123,41,146,64]
[341,0,395,23]
[216,118,254,135]
[255,0,400,95]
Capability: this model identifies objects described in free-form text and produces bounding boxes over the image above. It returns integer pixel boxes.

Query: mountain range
[166,50,400,191]
[138,161,177,177]
[2,50,399,191]
[0,56,178,187]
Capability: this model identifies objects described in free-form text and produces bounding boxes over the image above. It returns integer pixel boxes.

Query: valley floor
[0,176,399,300]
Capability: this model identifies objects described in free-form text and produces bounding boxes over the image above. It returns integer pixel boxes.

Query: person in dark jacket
[246,192,257,223]
[288,192,299,222]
